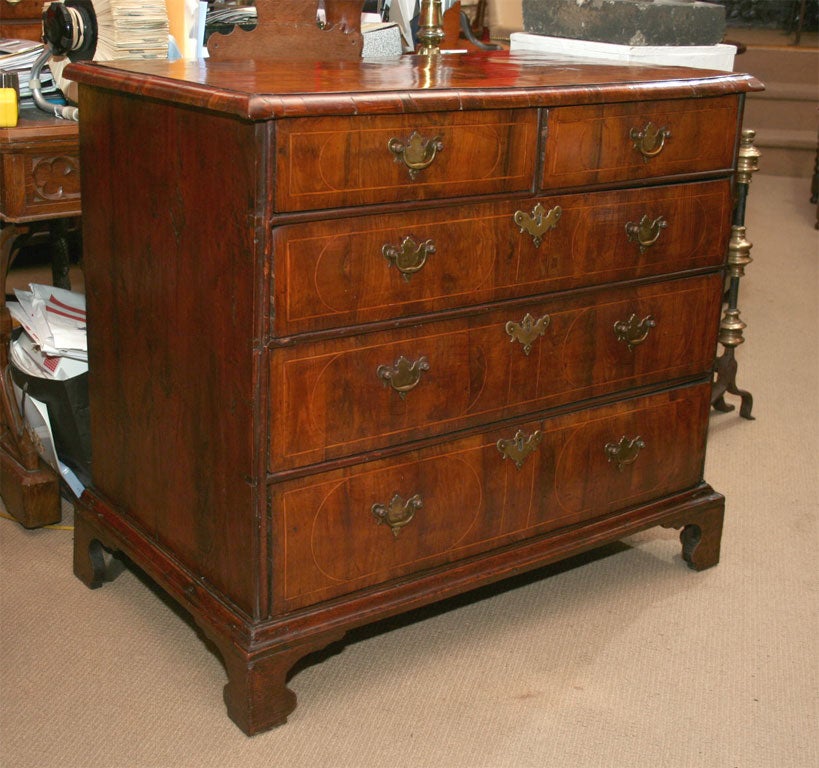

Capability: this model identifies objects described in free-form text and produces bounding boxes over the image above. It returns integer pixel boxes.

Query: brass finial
[736,128,761,185]
[417,0,445,55]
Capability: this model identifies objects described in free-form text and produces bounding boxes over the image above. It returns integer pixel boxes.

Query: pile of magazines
[0,39,61,109]
[7,284,89,497]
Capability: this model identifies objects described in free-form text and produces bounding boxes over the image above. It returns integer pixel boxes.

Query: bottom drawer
[273,382,711,612]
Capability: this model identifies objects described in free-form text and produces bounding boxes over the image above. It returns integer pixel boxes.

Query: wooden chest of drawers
[66,52,761,734]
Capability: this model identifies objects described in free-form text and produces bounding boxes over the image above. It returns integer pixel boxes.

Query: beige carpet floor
[1,172,817,768]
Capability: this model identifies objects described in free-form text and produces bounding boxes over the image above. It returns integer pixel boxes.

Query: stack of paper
[0,39,61,107]
[93,0,170,61]
[7,284,88,378]
[206,4,257,26]
[510,33,737,72]
[9,373,86,498]
[7,284,88,497]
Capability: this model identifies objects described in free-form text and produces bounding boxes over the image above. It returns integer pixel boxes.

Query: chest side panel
[79,90,267,617]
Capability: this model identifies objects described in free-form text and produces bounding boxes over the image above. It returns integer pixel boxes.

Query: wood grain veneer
[66,50,761,734]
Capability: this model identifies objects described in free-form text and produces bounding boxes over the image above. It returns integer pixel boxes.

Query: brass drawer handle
[630,122,671,161]
[382,236,436,281]
[376,355,430,398]
[625,215,668,253]
[372,493,423,538]
[605,435,646,472]
[613,313,656,351]
[506,313,550,356]
[497,429,543,469]
[387,131,444,179]
[513,203,562,247]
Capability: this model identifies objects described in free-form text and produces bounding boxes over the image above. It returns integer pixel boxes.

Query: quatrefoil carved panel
[32,156,81,202]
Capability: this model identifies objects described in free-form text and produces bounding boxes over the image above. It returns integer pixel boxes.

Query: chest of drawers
[66,52,761,734]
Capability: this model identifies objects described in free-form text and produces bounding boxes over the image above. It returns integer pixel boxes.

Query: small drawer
[0,149,81,221]
[273,382,711,611]
[268,274,722,471]
[0,20,42,39]
[0,0,46,19]
[273,109,537,212]
[542,96,739,189]
[272,179,731,335]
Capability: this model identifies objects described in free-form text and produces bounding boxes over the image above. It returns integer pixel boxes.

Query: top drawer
[273,109,538,212]
[542,96,740,189]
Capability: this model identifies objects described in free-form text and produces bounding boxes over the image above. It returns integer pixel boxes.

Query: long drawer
[273,382,711,612]
[272,180,731,335]
[268,273,722,471]
[273,109,538,212]
[541,96,740,189]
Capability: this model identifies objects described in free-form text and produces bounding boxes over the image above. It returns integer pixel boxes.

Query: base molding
[74,484,725,735]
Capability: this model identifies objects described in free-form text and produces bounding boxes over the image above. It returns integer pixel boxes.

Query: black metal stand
[712,128,760,419]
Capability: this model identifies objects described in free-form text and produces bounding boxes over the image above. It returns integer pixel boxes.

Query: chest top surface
[65,51,763,120]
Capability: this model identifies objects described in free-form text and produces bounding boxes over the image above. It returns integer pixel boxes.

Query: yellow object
[0,88,18,127]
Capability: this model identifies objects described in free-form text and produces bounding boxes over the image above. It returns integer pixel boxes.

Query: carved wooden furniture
[0,110,81,526]
[66,43,762,734]
[0,0,48,41]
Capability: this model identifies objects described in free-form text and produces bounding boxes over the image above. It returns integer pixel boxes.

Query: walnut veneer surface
[65,51,762,735]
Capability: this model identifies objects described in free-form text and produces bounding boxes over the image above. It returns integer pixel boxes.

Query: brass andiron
[417,0,445,55]
[712,128,760,419]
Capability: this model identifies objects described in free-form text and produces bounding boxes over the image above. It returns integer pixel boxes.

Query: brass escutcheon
[605,435,646,472]
[630,122,671,161]
[513,203,562,247]
[376,355,430,398]
[625,214,668,253]
[372,493,423,538]
[382,236,436,281]
[505,313,550,355]
[613,313,656,351]
[497,429,543,469]
[387,131,444,179]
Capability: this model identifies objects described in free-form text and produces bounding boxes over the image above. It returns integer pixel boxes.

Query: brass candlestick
[712,128,761,419]
[417,0,445,55]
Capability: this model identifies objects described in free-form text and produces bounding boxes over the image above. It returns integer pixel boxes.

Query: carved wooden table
[0,109,81,527]
[66,48,762,734]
